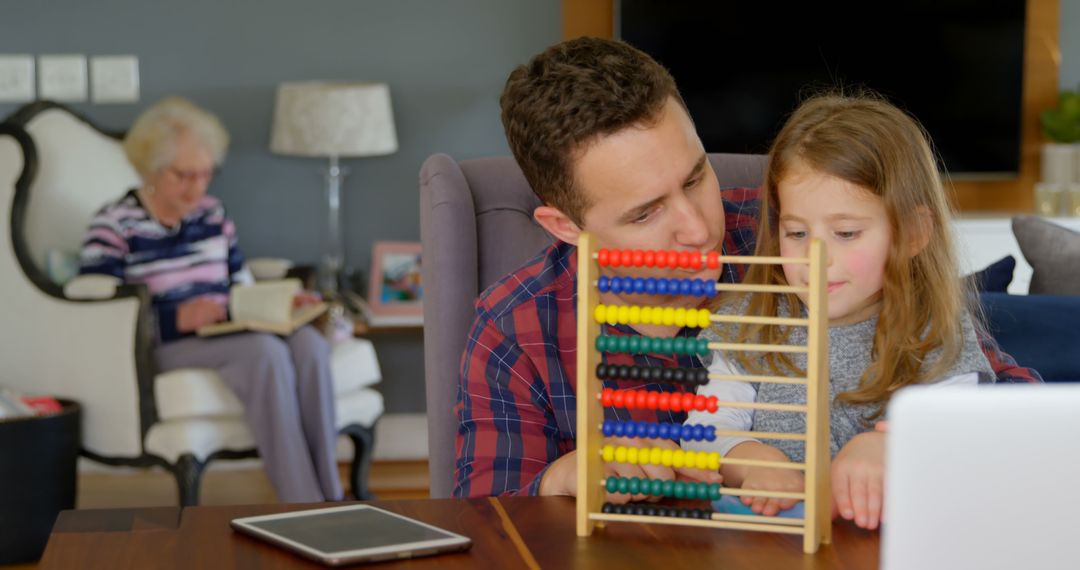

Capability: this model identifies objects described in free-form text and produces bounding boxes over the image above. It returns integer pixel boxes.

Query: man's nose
[674,201,710,247]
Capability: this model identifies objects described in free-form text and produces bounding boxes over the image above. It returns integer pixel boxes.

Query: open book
[197,279,327,337]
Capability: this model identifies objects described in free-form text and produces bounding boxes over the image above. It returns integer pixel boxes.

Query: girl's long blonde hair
[730,92,973,414]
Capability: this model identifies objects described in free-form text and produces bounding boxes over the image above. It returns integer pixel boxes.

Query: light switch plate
[91,55,139,103]
[0,55,35,102]
[39,54,87,102]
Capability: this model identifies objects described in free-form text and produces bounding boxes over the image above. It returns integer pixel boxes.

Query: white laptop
[882,384,1080,570]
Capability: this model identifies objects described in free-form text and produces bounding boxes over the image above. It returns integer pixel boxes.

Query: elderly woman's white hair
[123,97,229,179]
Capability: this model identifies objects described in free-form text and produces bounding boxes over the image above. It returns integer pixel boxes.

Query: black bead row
[601,502,714,520]
[596,363,709,386]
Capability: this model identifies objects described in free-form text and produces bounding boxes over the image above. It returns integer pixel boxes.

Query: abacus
[574,233,831,554]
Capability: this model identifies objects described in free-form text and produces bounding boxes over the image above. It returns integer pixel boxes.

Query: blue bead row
[597,276,717,297]
[601,420,717,442]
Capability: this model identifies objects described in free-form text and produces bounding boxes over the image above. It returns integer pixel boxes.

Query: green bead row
[595,335,709,356]
[603,476,722,501]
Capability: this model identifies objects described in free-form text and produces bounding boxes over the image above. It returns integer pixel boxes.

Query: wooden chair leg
[341,423,377,500]
[171,454,206,507]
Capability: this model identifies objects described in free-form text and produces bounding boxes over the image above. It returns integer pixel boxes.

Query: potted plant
[1040,89,1080,183]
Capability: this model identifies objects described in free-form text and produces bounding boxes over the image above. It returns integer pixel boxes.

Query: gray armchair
[419,152,767,498]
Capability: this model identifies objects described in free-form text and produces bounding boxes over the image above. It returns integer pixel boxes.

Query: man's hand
[176,297,227,332]
[725,441,803,516]
[831,431,886,530]
[539,437,723,504]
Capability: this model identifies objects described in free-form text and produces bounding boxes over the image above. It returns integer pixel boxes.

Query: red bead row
[600,388,719,413]
[596,249,720,270]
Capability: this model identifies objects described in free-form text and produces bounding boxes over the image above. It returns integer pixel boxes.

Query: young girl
[684,93,994,530]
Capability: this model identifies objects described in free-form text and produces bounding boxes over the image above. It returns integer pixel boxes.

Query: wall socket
[0,55,35,102]
[39,54,88,102]
[91,55,139,104]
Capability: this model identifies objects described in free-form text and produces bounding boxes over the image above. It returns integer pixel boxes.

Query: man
[454,37,1040,501]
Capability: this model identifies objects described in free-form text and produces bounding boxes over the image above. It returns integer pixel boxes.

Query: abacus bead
[610,277,622,294]
[661,479,675,497]
[602,421,614,437]
[697,368,710,385]
[699,309,712,328]
[683,393,697,411]
[690,280,704,297]
[646,391,659,410]
[661,368,675,383]
[662,307,675,326]
[602,503,615,514]
[659,337,674,353]
[640,337,653,353]
[606,477,618,493]
[649,447,663,464]
[666,251,679,267]
[650,478,663,496]
[628,477,641,495]
[627,336,641,354]
[623,276,635,293]
[708,483,722,500]
[657,392,671,411]
[626,447,638,465]
[672,337,687,355]
[673,308,686,328]
[594,305,606,324]
[689,253,702,269]
[661,448,674,467]
[645,366,660,381]
[602,445,615,462]
[707,454,721,471]
[691,424,704,441]
[617,305,630,324]
[657,422,670,439]
[616,477,629,494]
[601,389,614,407]
[684,310,698,329]
[638,306,652,325]
[612,391,626,408]
[598,249,610,266]
[635,391,648,409]
[704,280,717,297]
[644,278,657,295]
[632,365,645,380]
[706,251,720,269]
[672,368,686,383]
[632,421,645,438]
[615,446,628,463]
[668,423,682,440]
[610,250,622,267]
[677,251,691,268]
[694,394,707,411]
[694,482,708,500]
[672,450,685,468]
[599,363,611,379]
[706,396,719,413]
[646,422,659,438]
[643,250,655,267]
[673,481,687,498]
[655,278,668,295]
[597,276,609,293]
[613,421,626,437]
[633,278,645,294]
[632,505,646,516]
[654,250,667,268]
[616,336,629,352]
[631,250,644,267]
[698,337,711,355]
[623,390,636,410]
[705,426,717,442]
[679,279,692,296]
[606,305,620,325]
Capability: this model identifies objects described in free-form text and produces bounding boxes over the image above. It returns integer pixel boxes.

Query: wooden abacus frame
[575,233,832,554]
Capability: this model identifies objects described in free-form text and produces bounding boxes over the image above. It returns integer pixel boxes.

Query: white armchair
[0,102,385,504]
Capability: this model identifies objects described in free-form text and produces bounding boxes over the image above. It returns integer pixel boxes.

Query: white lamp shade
[270,81,398,157]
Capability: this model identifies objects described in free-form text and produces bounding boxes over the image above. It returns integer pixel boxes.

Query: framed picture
[367,241,423,321]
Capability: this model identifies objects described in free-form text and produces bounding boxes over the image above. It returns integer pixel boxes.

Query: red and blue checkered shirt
[453,187,1041,498]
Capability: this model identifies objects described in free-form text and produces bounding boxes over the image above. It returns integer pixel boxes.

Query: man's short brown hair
[500,37,685,226]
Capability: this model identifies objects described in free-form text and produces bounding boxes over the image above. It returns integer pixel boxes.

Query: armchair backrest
[419,152,767,498]
[11,103,139,276]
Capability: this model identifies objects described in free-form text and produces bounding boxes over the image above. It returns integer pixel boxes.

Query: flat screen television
[618,0,1027,179]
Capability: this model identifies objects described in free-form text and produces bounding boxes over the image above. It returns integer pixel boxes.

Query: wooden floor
[1,460,429,569]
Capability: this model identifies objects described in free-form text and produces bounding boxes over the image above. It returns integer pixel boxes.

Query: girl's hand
[832,431,886,530]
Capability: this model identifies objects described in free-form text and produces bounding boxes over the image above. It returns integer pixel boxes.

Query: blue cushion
[968,255,1016,294]
[979,293,1080,382]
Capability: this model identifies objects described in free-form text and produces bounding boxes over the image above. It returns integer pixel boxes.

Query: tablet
[230,504,472,566]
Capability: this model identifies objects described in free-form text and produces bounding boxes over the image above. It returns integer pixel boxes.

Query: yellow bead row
[601,444,721,471]
[592,304,712,329]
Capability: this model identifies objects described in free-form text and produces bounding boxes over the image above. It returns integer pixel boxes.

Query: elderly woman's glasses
[167,167,216,183]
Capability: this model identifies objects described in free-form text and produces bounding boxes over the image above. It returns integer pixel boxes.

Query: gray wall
[1063,0,1080,89]
[0,0,561,413]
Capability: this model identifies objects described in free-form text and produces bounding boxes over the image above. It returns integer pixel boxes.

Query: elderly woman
[79,97,342,503]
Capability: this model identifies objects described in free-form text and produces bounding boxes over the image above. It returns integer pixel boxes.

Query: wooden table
[39,497,879,568]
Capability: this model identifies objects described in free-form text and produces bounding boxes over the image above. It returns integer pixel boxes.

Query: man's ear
[907,206,933,258]
[534,206,583,245]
